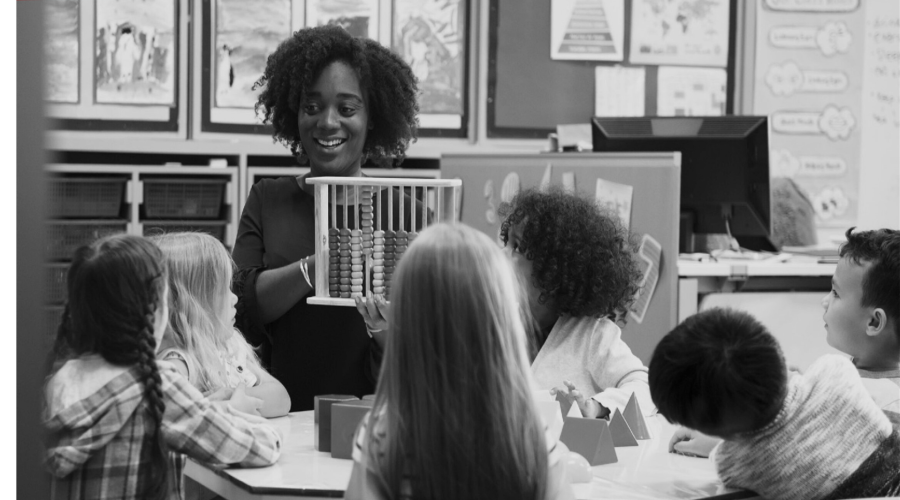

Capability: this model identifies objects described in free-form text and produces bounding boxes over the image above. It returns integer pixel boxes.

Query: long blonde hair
[371,223,549,500]
[151,232,260,393]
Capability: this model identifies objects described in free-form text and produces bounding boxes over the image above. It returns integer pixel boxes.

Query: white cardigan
[531,315,655,416]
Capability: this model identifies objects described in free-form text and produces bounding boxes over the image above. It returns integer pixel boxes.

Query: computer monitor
[592,116,776,252]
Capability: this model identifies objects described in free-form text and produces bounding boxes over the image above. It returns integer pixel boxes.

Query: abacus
[306,176,463,306]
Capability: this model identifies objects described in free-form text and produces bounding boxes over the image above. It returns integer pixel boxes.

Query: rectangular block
[331,400,375,460]
[314,394,358,452]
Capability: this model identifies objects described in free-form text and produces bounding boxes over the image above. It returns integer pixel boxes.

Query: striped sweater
[715,355,894,500]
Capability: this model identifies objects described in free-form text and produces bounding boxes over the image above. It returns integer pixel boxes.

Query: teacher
[232,26,421,412]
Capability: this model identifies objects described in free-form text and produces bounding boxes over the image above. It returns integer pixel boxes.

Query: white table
[185,411,756,500]
[678,258,835,323]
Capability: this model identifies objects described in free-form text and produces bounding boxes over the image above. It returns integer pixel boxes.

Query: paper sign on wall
[595,178,633,231]
[630,234,662,324]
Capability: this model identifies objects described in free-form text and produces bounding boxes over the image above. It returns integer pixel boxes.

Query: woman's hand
[355,294,390,332]
[550,380,610,419]
[668,427,721,458]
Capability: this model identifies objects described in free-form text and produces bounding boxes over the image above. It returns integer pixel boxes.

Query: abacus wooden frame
[306,176,463,306]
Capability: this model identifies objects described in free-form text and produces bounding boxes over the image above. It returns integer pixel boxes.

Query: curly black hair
[840,226,900,340]
[499,186,642,319]
[254,25,419,165]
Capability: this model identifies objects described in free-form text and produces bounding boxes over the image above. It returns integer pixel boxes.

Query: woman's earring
[295,143,309,166]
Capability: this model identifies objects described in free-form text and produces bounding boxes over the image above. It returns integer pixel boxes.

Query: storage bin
[47,177,127,218]
[46,306,64,343]
[142,220,227,244]
[45,263,69,304]
[143,178,227,219]
[45,220,127,261]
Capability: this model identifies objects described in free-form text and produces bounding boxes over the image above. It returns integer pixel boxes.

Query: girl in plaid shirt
[44,234,282,500]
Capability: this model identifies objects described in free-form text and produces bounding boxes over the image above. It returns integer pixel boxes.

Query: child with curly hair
[651,307,899,499]
[498,186,653,419]
[234,25,424,411]
[822,227,900,423]
[44,235,281,500]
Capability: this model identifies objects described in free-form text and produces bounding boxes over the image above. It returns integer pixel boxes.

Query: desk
[678,260,835,323]
[185,411,755,500]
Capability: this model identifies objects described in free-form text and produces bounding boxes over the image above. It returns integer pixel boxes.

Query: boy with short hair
[650,307,899,499]
[823,227,900,424]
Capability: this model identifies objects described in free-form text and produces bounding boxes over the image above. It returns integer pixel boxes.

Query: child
[345,223,573,500]
[650,307,900,500]
[44,234,282,500]
[151,232,291,418]
[498,186,653,419]
[823,227,900,424]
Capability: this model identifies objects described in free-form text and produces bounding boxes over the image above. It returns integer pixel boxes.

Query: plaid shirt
[45,361,281,500]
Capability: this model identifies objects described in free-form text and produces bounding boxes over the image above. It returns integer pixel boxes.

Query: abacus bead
[330,291,341,298]
[350,292,362,298]
[351,265,363,272]
[340,271,351,278]
[373,286,384,293]
[351,278,363,285]
[373,237,385,244]
[339,235,351,242]
[340,285,351,292]
[395,245,408,253]
[361,220,374,227]
[329,228,339,235]
[373,279,384,286]
[340,292,351,298]
[351,285,363,292]
[351,271,363,278]
[340,264,351,271]
[373,252,384,259]
[397,230,408,238]
[340,228,350,235]
[340,257,351,264]
[350,229,362,236]
[373,272,384,280]
[350,236,361,243]
[340,249,351,257]
[360,205,374,213]
[374,230,385,237]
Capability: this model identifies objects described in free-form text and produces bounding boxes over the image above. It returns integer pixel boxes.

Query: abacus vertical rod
[451,187,458,222]
[388,185,393,231]
[355,184,359,230]
[343,185,348,229]
[399,185,405,231]
[331,184,336,228]
[423,187,428,227]
[377,186,381,230]
[410,186,416,231]
[436,186,442,222]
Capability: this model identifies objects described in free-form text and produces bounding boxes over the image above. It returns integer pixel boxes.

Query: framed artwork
[46,0,188,137]
[194,0,302,136]
[392,0,468,137]
[45,0,80,104]
[306,0,380,40]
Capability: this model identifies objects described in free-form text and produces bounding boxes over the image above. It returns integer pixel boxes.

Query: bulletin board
[441,152,681,364]
[488,0,739,138]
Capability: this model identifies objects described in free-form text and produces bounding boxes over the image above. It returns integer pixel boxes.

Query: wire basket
[45,263,69,304]
[142,220,227,244]
[47,177,127,218]
[45,221,128,261]
[143,178,227,219]
[45,306,64,344]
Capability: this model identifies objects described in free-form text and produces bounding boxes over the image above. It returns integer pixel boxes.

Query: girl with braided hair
[44,234,282,500]
[234,25,425,411]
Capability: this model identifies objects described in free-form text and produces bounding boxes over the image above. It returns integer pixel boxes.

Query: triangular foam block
[608,409,638,447]
[559,416,618,466]
[555,391,574,418]
[623,393,651,440]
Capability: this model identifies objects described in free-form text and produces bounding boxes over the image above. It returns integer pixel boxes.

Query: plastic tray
[47,177,127,218]
[45,263,69,304]
[45,220,128,261]
[143,178,227,219]
[142,220,227,243]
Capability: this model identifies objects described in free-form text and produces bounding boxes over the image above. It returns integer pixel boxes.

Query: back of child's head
[498,185,641,319]
[839,227,900,337]
[151,231,259,392]
[374,222,548,500]
[649,308,788,438]
[55,233,170,500]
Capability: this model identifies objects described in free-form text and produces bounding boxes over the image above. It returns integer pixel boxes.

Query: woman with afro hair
[232,26,425,412]
[499,186,655,420]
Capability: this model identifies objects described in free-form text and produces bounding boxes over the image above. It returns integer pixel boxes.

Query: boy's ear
[865,308,887,337]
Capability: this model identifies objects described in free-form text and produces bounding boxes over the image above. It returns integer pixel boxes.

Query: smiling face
[822,256,873,356]
[298,60,369,177]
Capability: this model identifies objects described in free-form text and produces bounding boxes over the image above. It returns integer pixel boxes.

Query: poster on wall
[594,65,645,116]
[95,0,176,105]
[307,0,379,40]
[657,66,726,116]
[214,0,291,110]
[629,0,729,68]
[754,0,866,231]
[45,0,79,103]
[550,0,625,61]
[393,0,465,129]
